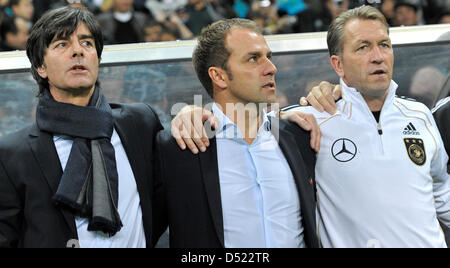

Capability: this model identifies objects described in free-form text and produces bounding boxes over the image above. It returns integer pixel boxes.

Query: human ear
[36,64,48,79]
[330,55,344,78]
[208,66,228,89]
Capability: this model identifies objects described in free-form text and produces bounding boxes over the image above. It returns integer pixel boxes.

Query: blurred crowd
[0,0,449,52]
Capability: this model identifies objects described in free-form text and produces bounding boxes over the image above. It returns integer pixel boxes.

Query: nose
[71,41,84,58]
[264,57,277,76]
[370,46,384,64]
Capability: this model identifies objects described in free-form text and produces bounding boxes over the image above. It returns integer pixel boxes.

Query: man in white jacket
[286,5,450,247]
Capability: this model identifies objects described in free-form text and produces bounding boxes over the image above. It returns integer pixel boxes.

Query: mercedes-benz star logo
[331,138,357,162]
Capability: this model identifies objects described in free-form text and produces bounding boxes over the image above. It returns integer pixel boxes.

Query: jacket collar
[198,137,225,247]
[341,78,398,113]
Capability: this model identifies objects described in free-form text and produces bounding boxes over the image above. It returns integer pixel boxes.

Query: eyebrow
[246,50,272,57]
[355,38,391,45]
[50,34,95,44]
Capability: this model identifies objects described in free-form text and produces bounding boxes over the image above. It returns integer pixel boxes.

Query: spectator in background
[143,12,193,41]
[0,4,5,45]
[293,0,349,33]
[0,0,9,11]
[247,0,288,34]
[206,0,236,20]
[233,0,251,18]
[144,21,167,41]
[394,1,419,26]
[144,20,181,41]
[380,0,396,26]
[145,0,187,21]
[420,0,443,24]
[438,11,450,24]
[183,0,214,35]
[8,0,33,29]
[278,0,307,16]
[32,0,56,23]
[9,0,33,21]
[97,0,152,44]
[0,15,29,51]
[49,0,101,14]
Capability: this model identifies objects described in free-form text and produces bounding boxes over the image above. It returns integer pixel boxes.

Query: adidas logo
[403,122,420,135]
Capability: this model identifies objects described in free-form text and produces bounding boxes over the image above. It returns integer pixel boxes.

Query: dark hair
[0,15,18,41]
[192,18,261,98]
[26,6,103,95]
[8,0,21,9]
[394,1,418,12]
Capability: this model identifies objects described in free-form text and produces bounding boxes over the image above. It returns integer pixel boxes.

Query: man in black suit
[433,97,449,172]
[0,7,165,248]
[156,18,319,248]
[433,96,450,245]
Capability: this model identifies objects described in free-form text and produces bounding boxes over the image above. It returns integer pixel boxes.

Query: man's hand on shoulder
[299,81,341,114]
[171,104,323,154]
[279,110,321,153]
[170,105,218,154]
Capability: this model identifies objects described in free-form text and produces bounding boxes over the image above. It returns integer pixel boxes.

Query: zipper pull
[377,122,383,135]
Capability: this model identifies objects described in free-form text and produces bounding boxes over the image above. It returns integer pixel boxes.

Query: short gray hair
[327,5,390,57]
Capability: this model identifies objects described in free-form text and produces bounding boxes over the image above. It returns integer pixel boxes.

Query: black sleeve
[151,130,169,247]
[286,121,317,172]
[283,120,317,193]
[0,158,22,248]
[433,101,450,161]
[140,103,167,246]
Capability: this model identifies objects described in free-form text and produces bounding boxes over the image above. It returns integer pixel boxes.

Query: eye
[357,45,367,51]
[82,40,94,47]
[55,42,66,48]
[249,56,257,62]
[380,43,391,48]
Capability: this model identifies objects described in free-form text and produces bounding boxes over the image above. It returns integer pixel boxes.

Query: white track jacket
[289,80,450,248]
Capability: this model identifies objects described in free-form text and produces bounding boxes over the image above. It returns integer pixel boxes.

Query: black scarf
[36,87,123,236]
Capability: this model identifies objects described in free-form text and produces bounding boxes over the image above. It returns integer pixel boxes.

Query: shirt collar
[211,102,271,140]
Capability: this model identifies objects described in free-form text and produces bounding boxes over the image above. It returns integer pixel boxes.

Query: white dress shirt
[54,129,146,248]
[212,103,305,248]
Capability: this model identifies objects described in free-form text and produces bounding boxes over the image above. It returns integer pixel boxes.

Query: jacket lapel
[112,107,150,208]
[270,119,311,201]
[112,106,155,243]
[28,125,78,237]
[112,107,145,185]
[198,138,225,247]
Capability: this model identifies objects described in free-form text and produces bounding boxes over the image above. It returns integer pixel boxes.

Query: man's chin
[62,84,96,95]
[361,87,388,99]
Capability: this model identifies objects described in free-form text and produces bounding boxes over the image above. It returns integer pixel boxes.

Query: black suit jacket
[432,99,450,245]
[433,99,449,171]
[0,103,164,248]
[156,118,319,248]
